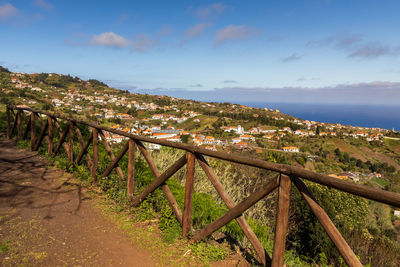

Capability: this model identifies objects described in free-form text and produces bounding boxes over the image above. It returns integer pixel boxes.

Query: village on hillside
[2,70,400,187]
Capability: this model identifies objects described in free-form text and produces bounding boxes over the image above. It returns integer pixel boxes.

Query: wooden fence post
[182,152,195,237]
[127,139,135,200]
[30,112,36,150]
[292,177,362,267]
[92,128,98,182]
[48,117,53,154]
[33,118,49,151]
[272,174,291,267]
[68,122,74,163]
[6,106,11,139]
[17,110,22,140]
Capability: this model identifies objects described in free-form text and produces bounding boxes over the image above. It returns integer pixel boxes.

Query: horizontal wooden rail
[11,106,400,208]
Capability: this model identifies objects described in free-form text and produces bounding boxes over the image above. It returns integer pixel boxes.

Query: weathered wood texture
[92,128,98,181]
[292,177,362,267]
[272,175,291,267]
[10,110,18,140]
[30,112,36,150]
[17,110,22,140]
[47,117,53,154]
[68,122,74,163]
[182,152,195,237]
[6,107,11,138]
[127,139,135,200]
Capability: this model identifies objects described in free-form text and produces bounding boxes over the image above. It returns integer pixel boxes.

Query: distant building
[282,146,299,153]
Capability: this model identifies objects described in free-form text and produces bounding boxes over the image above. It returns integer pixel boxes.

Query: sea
[240,102,400,131]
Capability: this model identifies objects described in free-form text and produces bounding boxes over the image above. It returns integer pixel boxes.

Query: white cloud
[90,32,129,48]
[214,25,253,44]
[0,3,18,19]
[34,0,54,10]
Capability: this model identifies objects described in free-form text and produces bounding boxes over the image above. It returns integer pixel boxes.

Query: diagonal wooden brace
[135,140,184,225]
[196,153,272,266]
[192,176,279,242]
[101,141,129,177]
[74,125,94,166]
[52,123,70,156]
[98,129,125,179]
[132,154,187,207]
[33,118,49,151]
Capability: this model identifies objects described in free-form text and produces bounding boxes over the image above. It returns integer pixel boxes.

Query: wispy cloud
[349,42,392,59]
[90,32,129,48]
[189,84,203,88]
[114,13,129,25]
[214,25,254,44]
[308,33,399,59]
[296,77,320,82]
[34,0,54,10]
[308,34,363,50]
[179,23,210,45]
[185,23,210,38]
[281,53,302,62]
[193,3,228,19]
[158,26,173,37]
[131,34,158,52]
[0,3,19,19]
[223,80,237,84]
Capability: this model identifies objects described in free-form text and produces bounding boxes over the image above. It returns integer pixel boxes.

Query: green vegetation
[2,64,400,266]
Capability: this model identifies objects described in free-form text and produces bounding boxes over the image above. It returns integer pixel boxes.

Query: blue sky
[1,0,400,105]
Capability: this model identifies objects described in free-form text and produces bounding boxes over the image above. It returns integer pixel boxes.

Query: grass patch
[190,241,229,264]
[0,240,11,252]
[371,178,390,187]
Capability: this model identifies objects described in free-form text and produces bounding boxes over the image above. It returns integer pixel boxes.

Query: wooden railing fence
[5,106,400,267]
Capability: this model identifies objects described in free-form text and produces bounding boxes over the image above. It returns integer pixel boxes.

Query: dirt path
[0,139,156,266]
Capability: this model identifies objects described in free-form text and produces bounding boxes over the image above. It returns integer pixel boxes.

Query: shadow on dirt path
[0,139,156,266]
